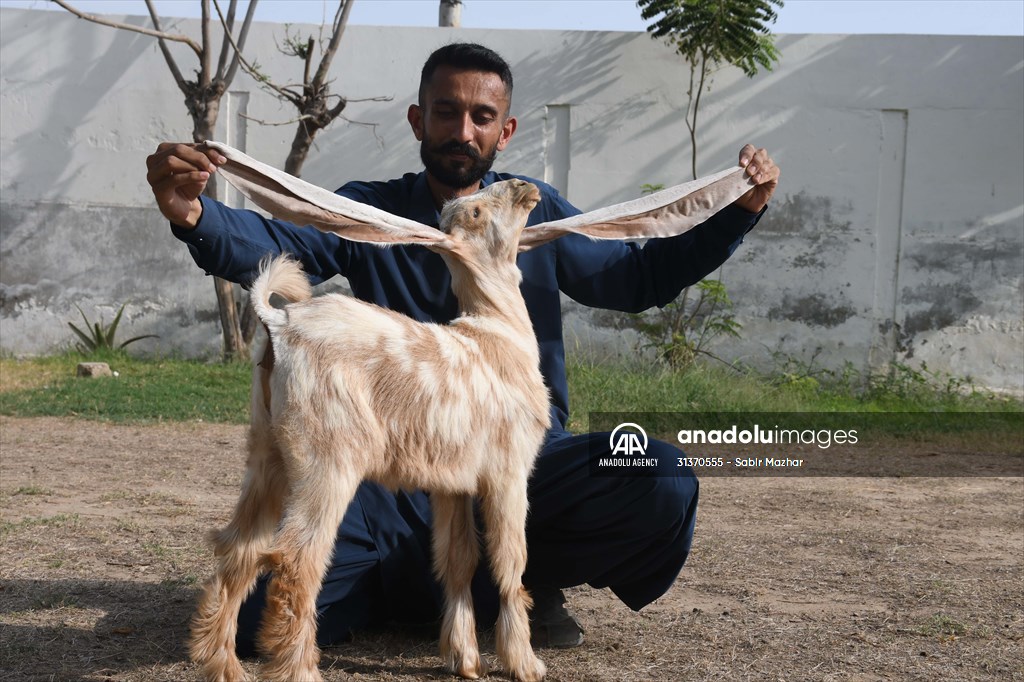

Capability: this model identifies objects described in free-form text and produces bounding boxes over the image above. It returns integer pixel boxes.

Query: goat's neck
[448,259,533,337]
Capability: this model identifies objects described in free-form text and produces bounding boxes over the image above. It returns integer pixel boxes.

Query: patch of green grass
[0,351,251,424]
[13,486,52,496]
[142,540,172,559]
[917,613,969,638]
[1,514,84,541]
[566,357,1023,447]
[1,352,1020,430]
[565,357,1021,425]
[161,574,200,588]
[116,519,143,534]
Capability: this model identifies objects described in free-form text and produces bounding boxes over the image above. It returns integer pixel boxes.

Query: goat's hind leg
[432,493,487,679]
[482,478,546,682]
[190,421,287,681]
[257,457,358,682]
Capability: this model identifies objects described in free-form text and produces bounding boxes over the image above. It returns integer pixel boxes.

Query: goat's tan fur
[190,179,550,682]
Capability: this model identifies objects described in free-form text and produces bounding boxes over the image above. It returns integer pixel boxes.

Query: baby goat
[187,142,754,682]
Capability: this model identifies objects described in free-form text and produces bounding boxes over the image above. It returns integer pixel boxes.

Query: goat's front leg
[432,492,487,679]
[482,476,546,682]
[190,424,287,682]
[257,462,358,682]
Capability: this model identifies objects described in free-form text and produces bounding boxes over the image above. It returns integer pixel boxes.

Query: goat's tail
[250,255,313,329]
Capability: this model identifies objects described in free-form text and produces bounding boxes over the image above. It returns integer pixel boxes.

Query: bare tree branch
[214,0,237,80]
[199,0,212,88]
[223,0,260,86]
[311,0,353,89]
[302,36,315,86]
[212,0,298,104]
[344,94,395,104]
[239,112,318,127]
[339,115,386,150]
[53,0,202,59]
[142,0,189,93]
[236,92,393,128]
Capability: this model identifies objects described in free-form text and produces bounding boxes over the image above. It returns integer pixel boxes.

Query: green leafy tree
[637,0,783,179]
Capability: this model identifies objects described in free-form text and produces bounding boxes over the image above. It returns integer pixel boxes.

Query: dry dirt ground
[1,416,1021,681]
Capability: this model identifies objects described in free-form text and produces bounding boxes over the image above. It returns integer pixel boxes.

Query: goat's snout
[496,179,540,211]
[517,181,541,209]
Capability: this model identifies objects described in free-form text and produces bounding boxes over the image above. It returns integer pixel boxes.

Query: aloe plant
[68,303,158,354]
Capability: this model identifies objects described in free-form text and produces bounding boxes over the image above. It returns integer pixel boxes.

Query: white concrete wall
[1,8,1021,393]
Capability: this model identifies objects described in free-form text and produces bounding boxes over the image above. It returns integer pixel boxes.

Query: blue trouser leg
[235,432,698,650]
[523,433,699,610]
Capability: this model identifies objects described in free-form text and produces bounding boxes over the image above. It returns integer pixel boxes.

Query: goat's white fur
[187,142,755,682]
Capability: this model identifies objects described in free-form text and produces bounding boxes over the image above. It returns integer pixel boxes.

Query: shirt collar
[409,171,500,228]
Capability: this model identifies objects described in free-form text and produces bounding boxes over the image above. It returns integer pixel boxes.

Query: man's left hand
[734,144,780,214]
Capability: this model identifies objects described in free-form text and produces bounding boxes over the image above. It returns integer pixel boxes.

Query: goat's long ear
[204,141,453,250]
[518,166,754,252]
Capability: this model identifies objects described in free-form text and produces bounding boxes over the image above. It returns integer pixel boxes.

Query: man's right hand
[145,143,227,229]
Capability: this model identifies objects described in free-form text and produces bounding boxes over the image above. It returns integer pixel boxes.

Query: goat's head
[205,141,755,258]
[440,179,541,263]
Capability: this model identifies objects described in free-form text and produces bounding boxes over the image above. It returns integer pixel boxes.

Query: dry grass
[0,357,69,393]
[1,416,1021,681]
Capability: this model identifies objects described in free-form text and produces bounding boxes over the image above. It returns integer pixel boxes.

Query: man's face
[408,66,517,191]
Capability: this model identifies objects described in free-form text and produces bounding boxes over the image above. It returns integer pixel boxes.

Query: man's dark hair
[418,43,514,107]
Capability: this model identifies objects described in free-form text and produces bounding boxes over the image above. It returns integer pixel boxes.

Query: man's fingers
[145,142,217,228]
[151,170,210,195]
[150,171,210,220]
[738,143,757,167]
[146,155,214,186]
[740,146,777,185]
[754,153,780,185]
[732,144,780,213]
[196,142,228,166]
[146,142,224,174]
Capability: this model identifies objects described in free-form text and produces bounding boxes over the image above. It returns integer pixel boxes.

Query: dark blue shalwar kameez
[172,170,763,650]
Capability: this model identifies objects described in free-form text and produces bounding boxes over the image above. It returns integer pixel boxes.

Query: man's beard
[420,136,498,190]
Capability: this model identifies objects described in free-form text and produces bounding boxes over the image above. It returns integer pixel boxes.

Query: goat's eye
[473,207,481,218]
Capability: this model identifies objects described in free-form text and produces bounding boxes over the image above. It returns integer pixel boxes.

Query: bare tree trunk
[439,0,462,27]
[213,280,245,359]
[192,106,247,360]
[283,99,347,176]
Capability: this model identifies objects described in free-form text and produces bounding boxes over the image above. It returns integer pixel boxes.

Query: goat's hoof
[451,651,489,679]
[509,656,546,682]
[260,664,322,682]
[195,654,249,682]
